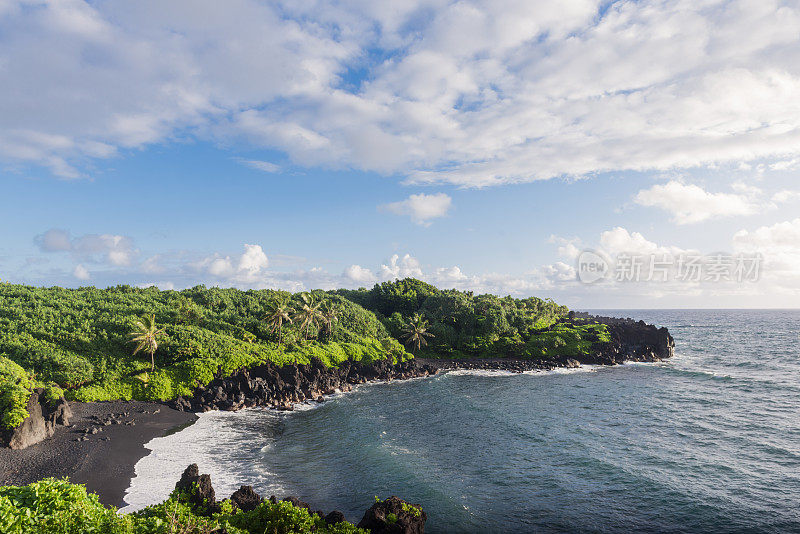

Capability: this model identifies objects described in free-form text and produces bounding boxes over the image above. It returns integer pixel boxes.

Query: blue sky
[1,0,799,308]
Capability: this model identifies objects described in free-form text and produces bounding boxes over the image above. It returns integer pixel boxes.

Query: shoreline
[0,359,584,509]
[0,400,197,508]
[0,321,673,510]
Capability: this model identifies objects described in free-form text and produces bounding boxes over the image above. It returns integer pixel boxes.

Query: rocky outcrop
[174,464,424,531]
[230,485,262,512]
[2,389,72,450]
[169,357,438,413]
[358,496,428,534]
[573,315,674,365]
[175,463,220,514]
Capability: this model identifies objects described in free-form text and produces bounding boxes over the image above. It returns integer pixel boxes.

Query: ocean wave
[121,408,284,514]
[442,364,604,378]
[523,365,602,376]
[444,369,519,377]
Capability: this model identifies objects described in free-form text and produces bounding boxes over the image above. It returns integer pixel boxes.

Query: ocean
[123,310,800,533]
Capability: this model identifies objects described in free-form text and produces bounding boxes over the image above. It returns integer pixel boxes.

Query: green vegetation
[0,356,64,429]
[401,502,422,518]
[0,356,34,429]
[335,279,605,359]
[0,478,366,533]
[0,279,609,429]
[129,314,165,372]
[399,314,434,352]
[0,284,406,428]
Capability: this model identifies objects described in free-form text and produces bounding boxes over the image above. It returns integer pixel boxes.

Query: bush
[0,478,128,534]
[0,478,368,533]
[0,356,33,429]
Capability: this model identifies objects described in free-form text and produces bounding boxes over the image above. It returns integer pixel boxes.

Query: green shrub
[0,356,32,429]
[401,502,422,518]
[224,499,366,534]
[336,279,570,358]
[0,478,129,533]
[0,478,369,534]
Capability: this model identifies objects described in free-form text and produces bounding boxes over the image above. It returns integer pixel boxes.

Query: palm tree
[264,299,295,346]
[320,302,341,338]
[130,314,165,372]
[293,293,324,341]
[401,314,435,352]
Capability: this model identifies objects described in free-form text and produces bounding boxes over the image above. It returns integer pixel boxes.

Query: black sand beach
[0,400,196,507]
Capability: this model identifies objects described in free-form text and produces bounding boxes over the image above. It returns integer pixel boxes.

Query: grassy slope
[0,280,609,429]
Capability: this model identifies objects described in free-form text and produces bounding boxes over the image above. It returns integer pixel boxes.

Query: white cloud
[137,281,175,291]
[380,193,452,225]
[344,264,377,284]
[733,218,800,289]
[192,243,271,286]
[205,256,235,277]
[549,235,582,260]
[238,159,281,173]
[733,218,800,252]
[542,262,577,282]
[634,181,760,224]
[141,255,164,274]
[769,158,800,171]
[35,229,72,251]
[598,227,688,257]
[238,244,269,273]
[35,229,137,265]
[73,264,89,280]
[3,1,800,185]
[772,190,800,203]
[380,254,424,280]
[432,266,469,283]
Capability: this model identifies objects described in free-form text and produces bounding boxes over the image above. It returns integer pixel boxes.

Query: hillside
[0,280,613,429]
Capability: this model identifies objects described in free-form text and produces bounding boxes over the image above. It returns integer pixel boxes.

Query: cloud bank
[2,0,800,184]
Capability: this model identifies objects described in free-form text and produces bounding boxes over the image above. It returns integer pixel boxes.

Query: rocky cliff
[1,388,72,450]
[170,357,438,413]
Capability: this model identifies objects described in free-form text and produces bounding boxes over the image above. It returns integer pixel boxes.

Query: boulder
[357,496,427,534]
[6,391,53,449]
[175,464,218,514]
[281,496,312,511]
[47,397,72,427]
[230,485,262,512]
[325,510,347,525]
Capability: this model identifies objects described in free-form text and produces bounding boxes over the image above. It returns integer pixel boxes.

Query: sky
[1,0,799,308]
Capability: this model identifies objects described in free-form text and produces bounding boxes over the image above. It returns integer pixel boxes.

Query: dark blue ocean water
[126,310,800,533]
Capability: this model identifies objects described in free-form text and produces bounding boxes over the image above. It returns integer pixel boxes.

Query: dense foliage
[0,280,609,429]
[0,478,366,533]
[0,284,406,427]
[334,279,606,359]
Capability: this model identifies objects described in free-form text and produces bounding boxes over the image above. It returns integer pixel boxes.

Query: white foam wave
[121,408,283,514]
[523,364,602,375]
[444,364,603,378]
[445,369,518,377]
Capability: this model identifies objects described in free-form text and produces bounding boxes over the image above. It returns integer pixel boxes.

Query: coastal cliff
[2,314,673,448]
[169,314,673,413]
[170,357,438,413]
